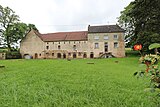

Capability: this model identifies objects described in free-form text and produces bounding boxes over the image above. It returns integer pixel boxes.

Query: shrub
[6,51,21,59]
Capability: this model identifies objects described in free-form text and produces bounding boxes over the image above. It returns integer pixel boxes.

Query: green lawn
[0,58,159,107]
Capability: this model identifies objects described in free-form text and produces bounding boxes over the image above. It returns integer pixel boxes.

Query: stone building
[0,52,6,60]
[20,24,125,59]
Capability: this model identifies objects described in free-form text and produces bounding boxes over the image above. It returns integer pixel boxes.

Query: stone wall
[20,30,44,59]
[0,53,6,60]
[88,32,125,57]
[20,30,125,59]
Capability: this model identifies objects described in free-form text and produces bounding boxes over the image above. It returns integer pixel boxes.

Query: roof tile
[40,31,88,42]
[88,25,125,33]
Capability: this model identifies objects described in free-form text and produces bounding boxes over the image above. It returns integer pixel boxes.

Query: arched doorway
[35,53,38,59]
[83,53,87,58]
[57,53,61,58]
[90,52,94,58]
[73,53,77,58]
[24,54,32,59]
[63,54,66,59]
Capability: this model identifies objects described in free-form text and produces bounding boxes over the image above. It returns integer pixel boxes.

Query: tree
[0,5,38,51]
[118,0,160,53]
[0,5,19,51]
[118,2,135,47]
[3,23,38,49]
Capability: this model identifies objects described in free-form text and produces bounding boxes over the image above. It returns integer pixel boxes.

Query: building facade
[20,25,125,59]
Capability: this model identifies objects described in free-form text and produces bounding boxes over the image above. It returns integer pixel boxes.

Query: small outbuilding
[0,52,6,60]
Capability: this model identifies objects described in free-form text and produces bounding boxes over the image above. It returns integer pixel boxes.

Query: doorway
[57,53,61,58]
[104,42,108,52]
[63,54,66,59]
[83,53,87,58]
[90,52,94,58]
[35,53,38,59]
[73,53,77,58]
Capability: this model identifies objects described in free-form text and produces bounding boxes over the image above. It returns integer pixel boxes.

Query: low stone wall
[0,53,6,60]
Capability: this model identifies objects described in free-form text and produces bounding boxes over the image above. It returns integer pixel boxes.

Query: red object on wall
[134,44,142,51]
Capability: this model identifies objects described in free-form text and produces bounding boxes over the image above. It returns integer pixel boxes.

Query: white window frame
[95,43,99,49]
[94,36,99,40]
[104,35,109,40]
[114,42,118,48]
[114,35,118,39]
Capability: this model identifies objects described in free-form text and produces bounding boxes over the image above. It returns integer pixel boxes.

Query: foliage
[118,0,160,53]
[0,58,159,106]
[118,2,135,47]
[6,51,21,59]
[135,44,160,96]
[149,43,160,50]
[139,54,159,65]
[125,48,140,57]
[0,5,38,51]
[140,54,160,89]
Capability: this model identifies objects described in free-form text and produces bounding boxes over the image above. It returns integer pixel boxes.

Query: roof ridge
[89,24,118,27]
[42,31,88,35]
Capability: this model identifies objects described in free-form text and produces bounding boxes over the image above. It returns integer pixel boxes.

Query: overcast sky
[1,0,133,33]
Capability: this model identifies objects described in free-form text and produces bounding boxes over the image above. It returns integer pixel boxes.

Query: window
[114,35,118,39]
[104,35,109,40]
[46,46,49,50]
[47,42,49,44]
[59,42,60,44]
[64,42,65,44]
[94,36,99,40]
[95,43,99,49]
[69,41,70,44]
[104,42,108,52]
[58,45,61,49]
[79,41,80,43]
[53,42,54,44]
[73,45,76,50]
[74,41,76,44]
[114,42,118,48]
[68,53,71,56]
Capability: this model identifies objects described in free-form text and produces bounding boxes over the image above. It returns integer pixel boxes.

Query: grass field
[0,58,160,107]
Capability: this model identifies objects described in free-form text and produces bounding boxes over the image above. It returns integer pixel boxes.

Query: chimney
[88,25,90,31]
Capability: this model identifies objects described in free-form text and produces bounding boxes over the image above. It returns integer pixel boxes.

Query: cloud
[0,0,132,33]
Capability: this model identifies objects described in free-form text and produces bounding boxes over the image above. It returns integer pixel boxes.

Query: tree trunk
[6,34,11,52]
[7,44,11,52]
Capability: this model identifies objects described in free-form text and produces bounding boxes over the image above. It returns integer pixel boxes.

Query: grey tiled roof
[88,25,125,33]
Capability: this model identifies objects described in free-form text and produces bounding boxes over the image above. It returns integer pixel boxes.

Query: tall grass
[0,58,159,107]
